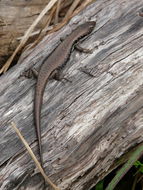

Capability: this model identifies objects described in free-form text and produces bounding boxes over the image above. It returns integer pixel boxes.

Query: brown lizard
[34,21,96,169]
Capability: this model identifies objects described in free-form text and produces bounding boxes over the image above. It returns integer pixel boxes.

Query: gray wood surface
[1,0,143,189]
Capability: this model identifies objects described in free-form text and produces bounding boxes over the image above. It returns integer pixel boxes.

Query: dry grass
[11,122,60,190]
[0,0,95,74]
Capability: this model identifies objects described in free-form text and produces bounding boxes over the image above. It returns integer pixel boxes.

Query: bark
[1,0,143,189]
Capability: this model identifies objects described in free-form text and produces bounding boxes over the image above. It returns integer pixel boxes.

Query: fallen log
[1,0,143,189]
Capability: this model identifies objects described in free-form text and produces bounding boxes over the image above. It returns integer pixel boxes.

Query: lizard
[34,21,96,169]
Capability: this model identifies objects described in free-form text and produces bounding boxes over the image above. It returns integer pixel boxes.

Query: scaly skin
[34,21,96,168]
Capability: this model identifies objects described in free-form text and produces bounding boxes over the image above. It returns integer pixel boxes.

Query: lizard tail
[34,81,45,170]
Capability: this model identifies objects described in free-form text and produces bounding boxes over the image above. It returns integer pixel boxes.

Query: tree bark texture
[1,0,143,189]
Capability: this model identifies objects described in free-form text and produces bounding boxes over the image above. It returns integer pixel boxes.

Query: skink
[34,21,96,168]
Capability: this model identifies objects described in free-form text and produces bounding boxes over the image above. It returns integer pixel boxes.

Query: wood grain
[1,0,143,189]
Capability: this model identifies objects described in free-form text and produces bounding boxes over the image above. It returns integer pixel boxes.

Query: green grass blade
[105,143,143,190]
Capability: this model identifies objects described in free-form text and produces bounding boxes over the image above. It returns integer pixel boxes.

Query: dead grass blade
[45,0,95,35]
[11,122,60,190]
[54,0,62,24]
[64,0,81,19]
[0,0,59,74]
[0,0,95,74]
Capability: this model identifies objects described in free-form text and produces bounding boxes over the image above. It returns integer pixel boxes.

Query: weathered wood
[1,0,143,189]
